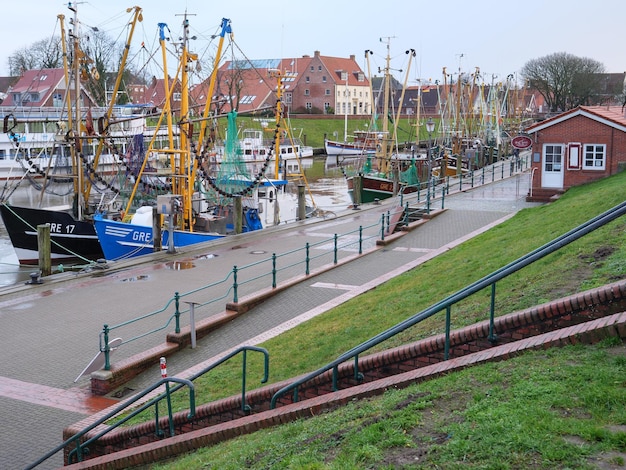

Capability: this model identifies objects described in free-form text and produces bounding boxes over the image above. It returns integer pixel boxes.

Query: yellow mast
[82,7,143,209]
[378,37,392,176]
[194,19,231,174]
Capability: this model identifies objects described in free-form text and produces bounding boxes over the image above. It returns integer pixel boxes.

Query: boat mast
[82,6,143,209]
[66,2,83,220]
[343,75,348,142]
[392,48,416,147]
[379,37,392,176]
[195,18,231,159]
[158,22,175,153]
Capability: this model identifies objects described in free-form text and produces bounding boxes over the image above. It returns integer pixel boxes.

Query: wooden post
[234,195,243,234]
[353,175,362,207]
[297,184,306,221]
[152,207,162,252]
[37,224,51,276]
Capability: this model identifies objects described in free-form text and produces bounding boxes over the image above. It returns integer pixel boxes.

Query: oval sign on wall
[511,135,532,149]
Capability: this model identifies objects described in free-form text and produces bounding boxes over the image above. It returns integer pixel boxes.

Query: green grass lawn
[142,171,626,468]
[221,116,425,150]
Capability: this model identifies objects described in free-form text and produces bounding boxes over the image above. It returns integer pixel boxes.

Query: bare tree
[521,52,605,113]
[8,37,63,75]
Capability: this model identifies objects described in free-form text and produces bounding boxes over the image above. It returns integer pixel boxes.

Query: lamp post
[425,118,435,213]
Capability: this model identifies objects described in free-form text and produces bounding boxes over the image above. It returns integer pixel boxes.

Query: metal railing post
[380,214,386,241]
[174,292,181,334]
[271,253,277,288]
[232,266,238,303]
[445,306,451,360]
[305,242,310,275]
[102,324,110,371]
[358,226,363,255]
[489,282,497,343]
[333,234,338,264]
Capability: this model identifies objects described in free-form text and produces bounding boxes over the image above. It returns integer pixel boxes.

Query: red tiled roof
[526,105,626,133]
[1,68,66,106]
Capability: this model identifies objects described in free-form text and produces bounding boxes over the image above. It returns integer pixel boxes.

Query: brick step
[64,280,626,469]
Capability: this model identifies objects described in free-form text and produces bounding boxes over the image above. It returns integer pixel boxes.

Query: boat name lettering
[49,223,75,234]
[132,231,151,242]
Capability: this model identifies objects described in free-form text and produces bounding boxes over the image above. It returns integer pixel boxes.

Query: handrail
[28,345,269,468]
[270,198,626,408]
[157,345,269,412]
[99,218,381,369]
[25,377,195,469]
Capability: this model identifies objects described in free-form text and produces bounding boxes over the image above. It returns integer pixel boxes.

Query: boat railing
[97,216,384,371]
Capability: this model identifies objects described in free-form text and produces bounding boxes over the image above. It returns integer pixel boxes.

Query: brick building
[204,51,370,116]
[525,106,626,199]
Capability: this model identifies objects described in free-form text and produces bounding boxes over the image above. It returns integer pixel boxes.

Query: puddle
[194,253,218,260]
[120,275,150,282]
[165,260,196,270]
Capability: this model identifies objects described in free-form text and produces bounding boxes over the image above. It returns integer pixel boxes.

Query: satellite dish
[74,338,123,383]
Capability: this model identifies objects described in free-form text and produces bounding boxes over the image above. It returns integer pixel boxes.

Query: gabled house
[1,68,97,108]
[127,76,183,114]
[0,76,19,105]
[525,105,626,201]
[196,51,370,117]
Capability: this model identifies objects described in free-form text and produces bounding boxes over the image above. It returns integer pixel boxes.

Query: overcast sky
[1,0,624,87]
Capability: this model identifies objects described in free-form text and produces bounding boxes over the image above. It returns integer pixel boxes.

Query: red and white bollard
[160,357,167,378]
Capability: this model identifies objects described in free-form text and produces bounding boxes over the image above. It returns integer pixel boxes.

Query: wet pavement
[0,162,540,469]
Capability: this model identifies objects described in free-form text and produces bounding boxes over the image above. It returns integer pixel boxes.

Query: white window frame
[583,144,606,170]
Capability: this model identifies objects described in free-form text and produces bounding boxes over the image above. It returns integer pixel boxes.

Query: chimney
[314,50,320,58]
[350,55,355,61]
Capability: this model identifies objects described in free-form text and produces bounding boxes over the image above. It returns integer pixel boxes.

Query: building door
[542,144,564,188]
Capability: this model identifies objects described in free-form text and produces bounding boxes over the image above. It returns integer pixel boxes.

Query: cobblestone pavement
[0,167,540,469]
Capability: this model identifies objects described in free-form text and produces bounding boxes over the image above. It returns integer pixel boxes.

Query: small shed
[525,106,626,201]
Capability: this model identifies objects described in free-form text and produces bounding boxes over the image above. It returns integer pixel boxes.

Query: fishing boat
[0,5,144,265]
[324,130,380,158]
[213,122,314,179]
[93,18,310,261]
[344,41,422,204]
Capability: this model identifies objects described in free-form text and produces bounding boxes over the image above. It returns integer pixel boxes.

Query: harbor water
[0,163,350,288]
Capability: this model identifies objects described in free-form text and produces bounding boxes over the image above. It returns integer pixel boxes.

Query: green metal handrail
[28,346,269,468]
[270,198,626,409]
[99,220,379,369]
[26,377,195,469]
[98,154,528,371]
[156,346,270,413]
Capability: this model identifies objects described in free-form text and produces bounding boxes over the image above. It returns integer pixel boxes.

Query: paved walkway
[0,169,539,469]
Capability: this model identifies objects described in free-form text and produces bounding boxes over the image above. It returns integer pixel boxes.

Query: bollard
[37,224,51,276]
[160,357,167,378]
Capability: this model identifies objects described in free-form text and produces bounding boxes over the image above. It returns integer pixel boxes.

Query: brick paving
[0,168,540,469]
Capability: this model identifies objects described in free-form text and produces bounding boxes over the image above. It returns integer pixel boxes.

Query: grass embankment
[147,171,626,468]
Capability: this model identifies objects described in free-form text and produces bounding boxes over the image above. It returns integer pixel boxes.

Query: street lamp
[425,118,435,212]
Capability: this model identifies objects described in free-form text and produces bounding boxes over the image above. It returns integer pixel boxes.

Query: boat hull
[324,138,378,156]
[346,175,418,204]
[0,204,104,265]
[93,215,226,260]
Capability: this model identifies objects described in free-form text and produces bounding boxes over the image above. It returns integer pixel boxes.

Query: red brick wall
[530,114,626,192]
